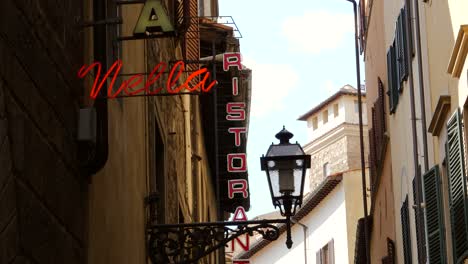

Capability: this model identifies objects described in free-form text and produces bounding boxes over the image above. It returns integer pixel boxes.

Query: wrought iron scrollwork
[147,219,287,264]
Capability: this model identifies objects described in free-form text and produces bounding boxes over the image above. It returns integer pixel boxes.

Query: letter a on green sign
[133,0,175,36]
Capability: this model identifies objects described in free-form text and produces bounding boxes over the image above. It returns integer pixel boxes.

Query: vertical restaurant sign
[221,53,251,263]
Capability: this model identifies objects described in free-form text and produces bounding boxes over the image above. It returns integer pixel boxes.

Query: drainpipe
[410,0,429,261]
[343,1,370,263]
[412,0,429,172]
[404,0,424,257]
[291,218,308,264]
[82,0,109,175]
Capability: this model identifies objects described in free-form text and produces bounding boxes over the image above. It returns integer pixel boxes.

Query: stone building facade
[298,85,369,192]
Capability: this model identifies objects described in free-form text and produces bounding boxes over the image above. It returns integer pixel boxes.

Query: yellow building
[360,0,468,263]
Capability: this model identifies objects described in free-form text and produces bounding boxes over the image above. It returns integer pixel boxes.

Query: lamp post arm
[147,219,289,264]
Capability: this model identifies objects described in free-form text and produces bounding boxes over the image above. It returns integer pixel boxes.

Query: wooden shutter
[369,128,377,192]
[396,13,403,90]
[423,165,447,263]
[399,7,409,84]
[387,49,394,113]
[446,109,468,263]
[387,45,399,114]
[412,175,427,264]
[382,238,395,264]
[328,239,335,264]
[401,195,413,264]
[391,42,399,112]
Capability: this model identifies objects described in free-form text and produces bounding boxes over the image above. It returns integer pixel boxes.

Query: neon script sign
[77,60,217,99]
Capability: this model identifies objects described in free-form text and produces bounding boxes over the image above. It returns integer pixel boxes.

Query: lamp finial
[275,126,294,144]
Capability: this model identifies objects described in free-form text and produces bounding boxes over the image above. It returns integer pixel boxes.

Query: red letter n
[223,53,242,71]
[228,179,248,199]
[231,234,249,252]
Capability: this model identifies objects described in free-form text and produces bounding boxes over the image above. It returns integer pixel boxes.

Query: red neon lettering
[78,60,124,99]
[223,53,242,71]
[232,77,239,95]
[226,102,246,121]
[78,60,217,99]
[228,127,247,147]
[233,206,248,221]
[233,260,250,264]
[228,179,248,199]
[145,62,167,95]
[184,68,217,92]
[227,153,247,172]
[231,235,249,252]
[123,74,144,95]
[166,61,184,93]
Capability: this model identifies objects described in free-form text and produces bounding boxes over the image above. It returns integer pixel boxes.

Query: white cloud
[243,57,299,117]
[281,10,353,54]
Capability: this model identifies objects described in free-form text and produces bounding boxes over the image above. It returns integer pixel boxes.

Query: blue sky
[219,0,365,219]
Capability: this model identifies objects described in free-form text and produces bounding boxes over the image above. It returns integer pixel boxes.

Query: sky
[219,0,365,219]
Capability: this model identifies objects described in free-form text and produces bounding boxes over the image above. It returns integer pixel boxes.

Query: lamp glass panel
[267,158,305,197]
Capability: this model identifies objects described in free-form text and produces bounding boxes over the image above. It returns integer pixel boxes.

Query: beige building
[359,0,468,263]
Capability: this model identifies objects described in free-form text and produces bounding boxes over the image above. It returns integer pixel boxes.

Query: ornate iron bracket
[147,219,288,264]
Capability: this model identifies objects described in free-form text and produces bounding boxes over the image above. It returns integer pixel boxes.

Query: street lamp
[261,126,311,248]
[147,127,310,263]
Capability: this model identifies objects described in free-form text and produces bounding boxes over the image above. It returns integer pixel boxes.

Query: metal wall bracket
[147,219,288,264]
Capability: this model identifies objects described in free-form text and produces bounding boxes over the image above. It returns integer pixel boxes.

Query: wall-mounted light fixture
[146,127,311,263]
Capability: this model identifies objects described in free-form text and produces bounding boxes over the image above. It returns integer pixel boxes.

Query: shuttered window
[446,109,468,263]
[396,7,409,89]
[316,239,335,264]
[401,195,412,264]
[423,165,447,263]
[387,43,399,114]
[382,238,395,264]
[412,174,427,264]
[386,6,411,114]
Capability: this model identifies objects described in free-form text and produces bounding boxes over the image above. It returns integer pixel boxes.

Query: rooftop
[297,84,366,121]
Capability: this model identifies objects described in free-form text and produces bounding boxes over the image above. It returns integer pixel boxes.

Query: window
[401,195,412,264]
[323,162,330,178]
[316,239,334,264]
[147,121,165,224]
[354,100,359,113]
[382,238,395,264]
[445,109,468,263]
[412,175,427,264]
[387,5,410,114]
[422,165,447,263]
[312,117,318,130]
[323,110,329,124]
[333,103,339,117]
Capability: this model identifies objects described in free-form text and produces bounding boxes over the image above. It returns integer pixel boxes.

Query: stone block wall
[308,132,369,192]
[0,0,86,263]
[309,136,348,191]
